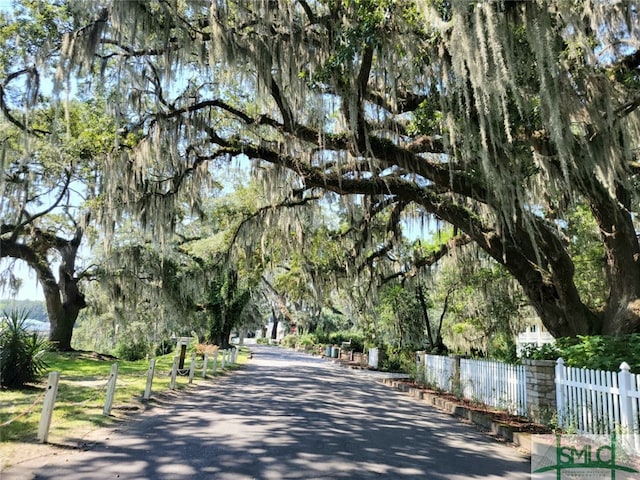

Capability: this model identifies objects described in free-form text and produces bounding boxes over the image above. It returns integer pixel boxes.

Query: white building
[516,320,555,356]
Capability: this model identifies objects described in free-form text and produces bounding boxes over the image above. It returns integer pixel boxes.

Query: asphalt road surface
[3,346,531,479]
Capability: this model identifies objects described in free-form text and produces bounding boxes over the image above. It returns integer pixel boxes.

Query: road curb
[379,378,532,454]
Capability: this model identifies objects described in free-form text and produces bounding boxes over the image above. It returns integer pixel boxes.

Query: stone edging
[378,378,531,454]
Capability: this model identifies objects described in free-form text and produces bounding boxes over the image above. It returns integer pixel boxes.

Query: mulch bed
[398,379,553,434]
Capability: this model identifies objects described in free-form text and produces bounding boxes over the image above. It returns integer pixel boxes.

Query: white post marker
[103,363,119,416]
[202,353,209,379]
[144,358,156,400]
[188,354,196,384]
[212,350,218,375]
[37,371,60,443]
[220,349,226,370]
[555,358,566,429]
[169,355,179,390]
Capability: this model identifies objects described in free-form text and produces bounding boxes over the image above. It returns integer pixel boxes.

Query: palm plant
[0,309,50,388]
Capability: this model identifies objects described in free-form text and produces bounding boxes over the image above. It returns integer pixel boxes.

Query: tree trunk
[208,315,232,349]
[477,218,603,338]
[416,283,435,348]
[210,330,232,349]
[1,228,86,351]
[42,282,75,351]
[587,180,640,334]
[271,317,279,340]
[42,238,87,351]
[208,310,232,349]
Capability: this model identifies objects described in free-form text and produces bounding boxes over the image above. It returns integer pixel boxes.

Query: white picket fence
[417,354,640,435]
[417,354,526,416]
[555,358,640,436]
[460,358,527,416]
[418,354,454,391]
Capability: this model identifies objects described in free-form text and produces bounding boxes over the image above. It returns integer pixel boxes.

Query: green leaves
[522,335,640,373]
[565,204,606,311]
[0,309,50,388]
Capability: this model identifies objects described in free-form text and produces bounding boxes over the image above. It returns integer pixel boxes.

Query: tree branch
[381,234,472,284]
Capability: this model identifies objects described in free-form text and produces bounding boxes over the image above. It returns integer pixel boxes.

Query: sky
[0,259,44,301]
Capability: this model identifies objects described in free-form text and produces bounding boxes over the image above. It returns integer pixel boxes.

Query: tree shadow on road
[29,347,530,479]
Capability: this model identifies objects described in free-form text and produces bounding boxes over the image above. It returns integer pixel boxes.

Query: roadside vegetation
[0,344,249,445]
[0,309,50,389]
[519,335,640,373]
[274,330,640,375]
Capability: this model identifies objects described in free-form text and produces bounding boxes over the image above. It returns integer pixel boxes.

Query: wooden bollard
[212,351,218,374]
[144,358,156,400]
[103,363,119,415]
[169,355,179,390]
[37,372,60,443]
[188,354,196,384]
[202,353,209,379]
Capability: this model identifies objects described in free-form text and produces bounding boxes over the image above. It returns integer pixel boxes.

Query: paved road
[4,346,531,479]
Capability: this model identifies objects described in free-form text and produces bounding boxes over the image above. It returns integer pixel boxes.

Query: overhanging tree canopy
[7,0,640,337]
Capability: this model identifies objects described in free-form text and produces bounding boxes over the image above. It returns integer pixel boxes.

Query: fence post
[221,350,227,370]
[416,351,425,384]
[143,358,156,400]
[169,355,179,390]
[37,371,60,443]
[188,354,196,384]
[450,355,463,395]
[555,358,566,429]
[523,358,557,425]
[103,363,119,416]
[212,350,218,375]
[619,362,633,434]
[202,353,209,379]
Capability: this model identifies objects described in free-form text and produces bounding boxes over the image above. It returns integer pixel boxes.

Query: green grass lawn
[0,347,249,445]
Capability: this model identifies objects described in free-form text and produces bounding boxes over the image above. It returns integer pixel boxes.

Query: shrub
[0,309,50,388]
[326,331,365,352]
[296,333,316,350]
[558,335,640,372]
[195,343,219,357]
[256,337,270,345]
[379,345,416,375]
[520,335,640,373]
[155,338,175,356]
[281,334,298,348]
[519,342,561,362]
[114,339,149,361]
[313,329,330,345]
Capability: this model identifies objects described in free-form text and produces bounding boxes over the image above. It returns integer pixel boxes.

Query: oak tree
[14,1,640,337]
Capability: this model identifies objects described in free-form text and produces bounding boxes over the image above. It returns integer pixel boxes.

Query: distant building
[516,320,554,356]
